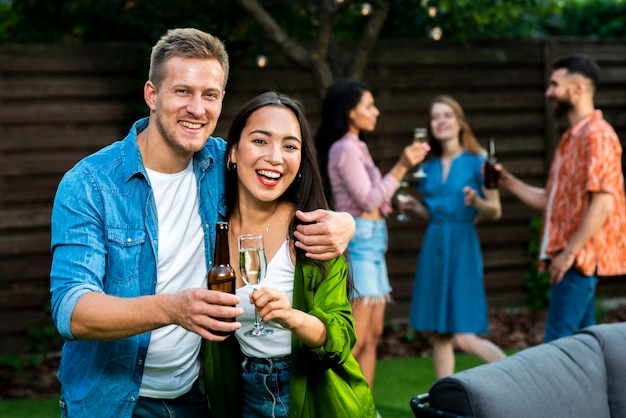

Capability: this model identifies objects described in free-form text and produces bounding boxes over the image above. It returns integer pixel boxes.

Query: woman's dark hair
[314,79,371,207]
[226,91,355,295]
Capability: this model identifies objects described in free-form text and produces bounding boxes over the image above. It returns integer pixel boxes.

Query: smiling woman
[231,105,302,201]
[203,91,376,418]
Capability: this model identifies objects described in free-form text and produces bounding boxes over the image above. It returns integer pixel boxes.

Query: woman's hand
[252,287,293,328]
[400,141,431,170]
[252,287,326,348]
[463,186,478,207]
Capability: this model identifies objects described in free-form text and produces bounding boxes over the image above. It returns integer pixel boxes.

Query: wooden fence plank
[0,124,128,152]
[0,103,134,125]
[0,77,136,100]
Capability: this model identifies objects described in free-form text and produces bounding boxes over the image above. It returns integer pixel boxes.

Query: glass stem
[252,288,263,329]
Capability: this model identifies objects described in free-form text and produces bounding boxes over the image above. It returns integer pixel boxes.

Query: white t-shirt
[140,160,206,398]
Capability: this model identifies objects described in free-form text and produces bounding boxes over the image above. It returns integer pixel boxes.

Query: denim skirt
[348,217,392,300]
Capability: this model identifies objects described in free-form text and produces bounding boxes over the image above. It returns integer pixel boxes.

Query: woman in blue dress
[399,95,506,378]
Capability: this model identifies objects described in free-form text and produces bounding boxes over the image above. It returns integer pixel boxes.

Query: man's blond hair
[149,28,229,90]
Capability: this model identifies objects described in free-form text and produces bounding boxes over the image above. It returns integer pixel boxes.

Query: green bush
[523,216,550,310]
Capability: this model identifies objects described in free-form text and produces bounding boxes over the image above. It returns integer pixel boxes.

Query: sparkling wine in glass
[396,180,411,222]
[238,234,273,337]
[412,127,428,178]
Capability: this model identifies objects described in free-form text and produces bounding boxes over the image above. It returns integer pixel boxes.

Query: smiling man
[50,28,355,418]
[497,55,626,343]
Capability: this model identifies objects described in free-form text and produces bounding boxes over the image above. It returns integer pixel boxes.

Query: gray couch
[411,322,626,418]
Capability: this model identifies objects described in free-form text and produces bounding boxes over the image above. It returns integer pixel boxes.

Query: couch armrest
[579,322,626,417]
[428,332,611,418]
[410,393,473,418]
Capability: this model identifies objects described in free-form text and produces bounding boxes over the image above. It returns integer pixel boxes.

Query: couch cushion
[428,331,610,418]
[580,322,626,417]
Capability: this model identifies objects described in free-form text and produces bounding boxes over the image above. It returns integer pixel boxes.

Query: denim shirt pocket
[105,227,146,286]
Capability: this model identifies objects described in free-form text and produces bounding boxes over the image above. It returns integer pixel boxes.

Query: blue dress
[408,152,489,334]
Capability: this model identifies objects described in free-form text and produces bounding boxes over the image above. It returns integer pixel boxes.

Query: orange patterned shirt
[543,110,626,276]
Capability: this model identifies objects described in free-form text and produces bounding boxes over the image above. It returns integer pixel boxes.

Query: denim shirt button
[127,238,132,243]
[138,359,143,365]
[130,396,136,402]
[153,240,157,245]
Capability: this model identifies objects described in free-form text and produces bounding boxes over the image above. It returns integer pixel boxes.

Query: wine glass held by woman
[203,92,377,418]
[315,79,429,390]
[238,233,272,337]
[402,95,506,379]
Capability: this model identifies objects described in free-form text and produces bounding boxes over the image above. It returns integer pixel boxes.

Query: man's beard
[551,97,573,119]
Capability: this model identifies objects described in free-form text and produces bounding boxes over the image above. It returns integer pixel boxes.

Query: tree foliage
[235,0,393,93]
[1,0,624,93]
[2,0,625,45]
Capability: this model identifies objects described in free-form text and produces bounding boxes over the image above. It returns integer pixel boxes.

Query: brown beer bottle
[484,138,499,189]
[207,222,236,334]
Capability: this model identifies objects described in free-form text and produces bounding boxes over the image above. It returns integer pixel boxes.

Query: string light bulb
[361,2,372,15]
[256,54,267,68]
[431,25,442,41]
[428,6,437,17]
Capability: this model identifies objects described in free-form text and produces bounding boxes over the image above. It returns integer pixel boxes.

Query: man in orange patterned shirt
[498,55,626,342]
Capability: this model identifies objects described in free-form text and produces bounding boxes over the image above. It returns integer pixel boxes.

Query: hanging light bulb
[421,0,428,7]
[431,25,442,41]
[256,54,268,68]
[428,6,437,17]
[361,2,372,15]
[335,0,344,3]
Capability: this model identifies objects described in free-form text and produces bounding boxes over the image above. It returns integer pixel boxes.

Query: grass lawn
[0,354,494,417]
[0,395,59,418]
[373,354,486,417]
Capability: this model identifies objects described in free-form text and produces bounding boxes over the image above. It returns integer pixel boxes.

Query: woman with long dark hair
[204,91,376,418]
[315,79,429,390]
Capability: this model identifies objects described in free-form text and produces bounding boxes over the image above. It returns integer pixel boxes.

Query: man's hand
[70,289,243,341]
[548,251,576,285]
[293,209,355,260]
[172,288,244,341]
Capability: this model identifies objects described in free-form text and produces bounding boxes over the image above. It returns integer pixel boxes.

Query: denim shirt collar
[121,117,216,182]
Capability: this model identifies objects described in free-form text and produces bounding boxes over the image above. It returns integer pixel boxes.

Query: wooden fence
[1,39,625,353]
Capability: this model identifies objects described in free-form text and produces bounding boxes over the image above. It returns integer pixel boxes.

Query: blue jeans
[132,380,210,418]
[241,355,291,418]
[544,266,599,343]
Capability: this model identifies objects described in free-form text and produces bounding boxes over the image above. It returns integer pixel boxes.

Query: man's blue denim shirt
[50,118,227,417]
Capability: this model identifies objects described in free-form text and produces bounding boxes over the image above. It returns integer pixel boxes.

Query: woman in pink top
[315,79,429,390]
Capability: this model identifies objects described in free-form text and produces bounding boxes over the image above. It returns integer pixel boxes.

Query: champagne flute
[412,127,428,178]
[238,234,273,337]
[396,180,411,222]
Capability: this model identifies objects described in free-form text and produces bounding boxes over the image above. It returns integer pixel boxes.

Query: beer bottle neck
[213,226,230,266]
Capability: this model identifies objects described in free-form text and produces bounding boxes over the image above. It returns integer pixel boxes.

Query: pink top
[327,132,399,217]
